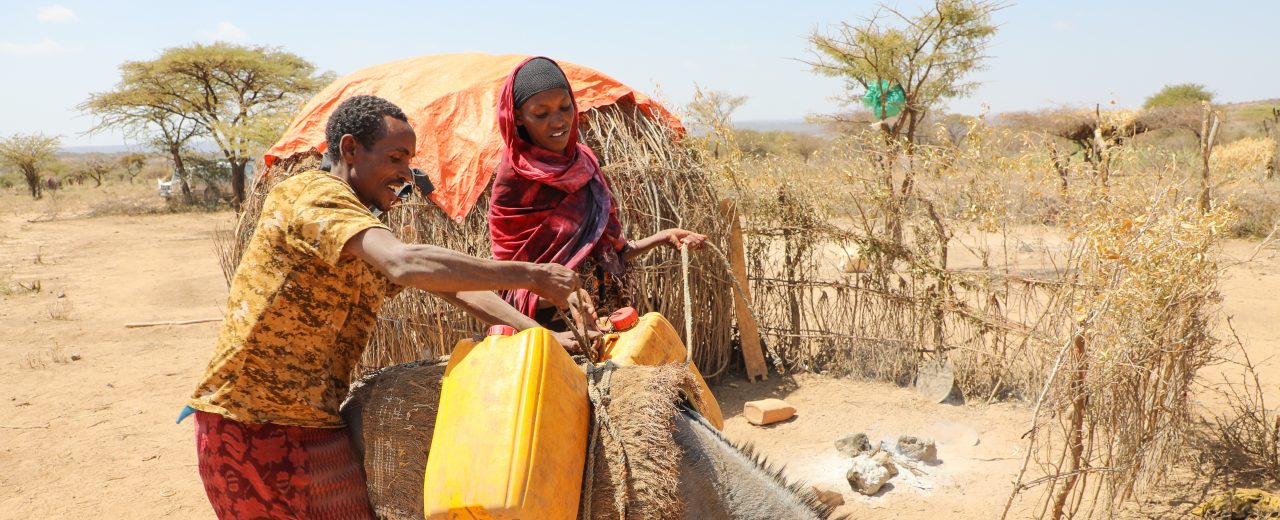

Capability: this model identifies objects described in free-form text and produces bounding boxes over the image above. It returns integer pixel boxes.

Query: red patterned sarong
[194,411,374,520]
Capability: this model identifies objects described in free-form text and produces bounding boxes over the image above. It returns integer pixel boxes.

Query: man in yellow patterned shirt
[186,95,577,519]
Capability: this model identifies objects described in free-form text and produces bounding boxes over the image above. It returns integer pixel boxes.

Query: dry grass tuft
[46,300,72,321]
[0,274,41,296]
[24,345,70,369]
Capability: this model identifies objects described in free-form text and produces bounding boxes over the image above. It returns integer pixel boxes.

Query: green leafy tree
[1143,83,1214,110]
[808,0,1001,146]
[83,42,332,208]
[0,133,61,199]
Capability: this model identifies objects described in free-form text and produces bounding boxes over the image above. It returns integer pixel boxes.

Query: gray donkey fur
[673,404,838,520]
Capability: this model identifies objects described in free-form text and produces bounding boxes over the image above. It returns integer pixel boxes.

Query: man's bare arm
[343,227,576,307]
[433,290,541,329]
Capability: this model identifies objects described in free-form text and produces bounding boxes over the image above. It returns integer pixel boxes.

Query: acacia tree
[76,155,115,187]
[1143,83,1213,110]
[0,133,61,199]
[119,152,148,184]
[81,80,205,203]
[83,42,331,208]
[808,0,1000,250]
[808,0,1000,147]
[686,87,748,160]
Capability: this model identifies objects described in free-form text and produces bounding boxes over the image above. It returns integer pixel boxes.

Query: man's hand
[529,263,578,309]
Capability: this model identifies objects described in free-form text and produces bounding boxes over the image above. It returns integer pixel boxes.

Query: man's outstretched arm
[342,227,577,307]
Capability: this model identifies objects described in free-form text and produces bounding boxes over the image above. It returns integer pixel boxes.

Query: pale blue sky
[1,0,1276,146]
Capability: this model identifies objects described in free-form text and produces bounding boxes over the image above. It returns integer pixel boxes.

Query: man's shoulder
[266,170,367,212]
[270,169,344,196]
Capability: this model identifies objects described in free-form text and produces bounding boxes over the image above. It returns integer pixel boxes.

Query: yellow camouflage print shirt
[189,170,400,427]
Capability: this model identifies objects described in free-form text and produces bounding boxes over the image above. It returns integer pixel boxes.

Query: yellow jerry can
[423,326,588,519]
[600,310,725,430]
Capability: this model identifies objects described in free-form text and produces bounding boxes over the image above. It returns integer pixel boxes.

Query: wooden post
[1199,101,1221,214]
[1263,108,1279,180]
[720,199,768,382]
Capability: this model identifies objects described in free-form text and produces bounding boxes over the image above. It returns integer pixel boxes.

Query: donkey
[672,404,839,520]
[343,361,842,520]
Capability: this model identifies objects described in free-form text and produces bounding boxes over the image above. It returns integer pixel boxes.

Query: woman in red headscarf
[488,57,705,330]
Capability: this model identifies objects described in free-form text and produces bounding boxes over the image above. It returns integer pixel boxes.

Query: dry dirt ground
[2,184,1278,519]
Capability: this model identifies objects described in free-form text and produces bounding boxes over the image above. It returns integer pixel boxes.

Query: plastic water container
[600,310,725,430]
[423,327,588,519]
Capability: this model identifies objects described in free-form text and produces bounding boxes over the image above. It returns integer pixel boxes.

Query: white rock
[846,454,893,495]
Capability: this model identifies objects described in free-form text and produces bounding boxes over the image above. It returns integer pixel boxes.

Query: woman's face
[515,88,574,155]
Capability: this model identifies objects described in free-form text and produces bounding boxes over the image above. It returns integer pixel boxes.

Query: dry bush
[702,111,1230,517]
[1211,136,1276,178]
[46,300,73,320]
[1004,186,1231,518]
[24,345,69,369]
[0,273,41,296]
[1205,336,1280,486]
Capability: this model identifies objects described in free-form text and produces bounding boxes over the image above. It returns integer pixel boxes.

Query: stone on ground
[835,432,872,457]
[871,449,899,477]
[846,453,894,495]
[896,435,938,463]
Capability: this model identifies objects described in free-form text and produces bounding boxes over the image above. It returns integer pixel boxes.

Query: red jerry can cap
[487,324,518,337]
[609,307,640,331]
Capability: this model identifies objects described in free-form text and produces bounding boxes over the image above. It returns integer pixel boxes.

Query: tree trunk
[231,160,247,210]
[23,167,42,200]
[169,145,194,205]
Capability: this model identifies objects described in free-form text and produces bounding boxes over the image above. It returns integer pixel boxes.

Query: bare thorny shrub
[1002,186,1232,518]
[1202,323,1280,488]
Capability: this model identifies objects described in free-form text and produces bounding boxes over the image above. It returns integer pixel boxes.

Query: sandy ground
[2,184,1279,519]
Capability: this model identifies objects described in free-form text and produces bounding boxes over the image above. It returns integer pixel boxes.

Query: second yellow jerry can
[600,310,725,430]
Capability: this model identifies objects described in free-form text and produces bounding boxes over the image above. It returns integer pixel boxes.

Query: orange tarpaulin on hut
[264,53,683,221]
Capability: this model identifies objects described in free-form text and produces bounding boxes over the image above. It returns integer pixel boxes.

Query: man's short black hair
[324,95,409,163]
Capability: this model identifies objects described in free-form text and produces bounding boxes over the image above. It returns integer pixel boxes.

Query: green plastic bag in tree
[862,80,906,120]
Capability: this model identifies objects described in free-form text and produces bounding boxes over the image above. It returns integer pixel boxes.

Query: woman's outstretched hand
[624,228,709,262]
[663,228,707,250]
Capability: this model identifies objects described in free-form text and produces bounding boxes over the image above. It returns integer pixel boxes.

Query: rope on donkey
[578,360,629,520]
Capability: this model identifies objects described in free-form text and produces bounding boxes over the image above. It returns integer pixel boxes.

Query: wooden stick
[720,199,768,382]
[125,318,222,328]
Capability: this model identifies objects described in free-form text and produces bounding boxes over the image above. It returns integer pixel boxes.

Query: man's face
[342,116,416,212]
[515,88,573,155]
